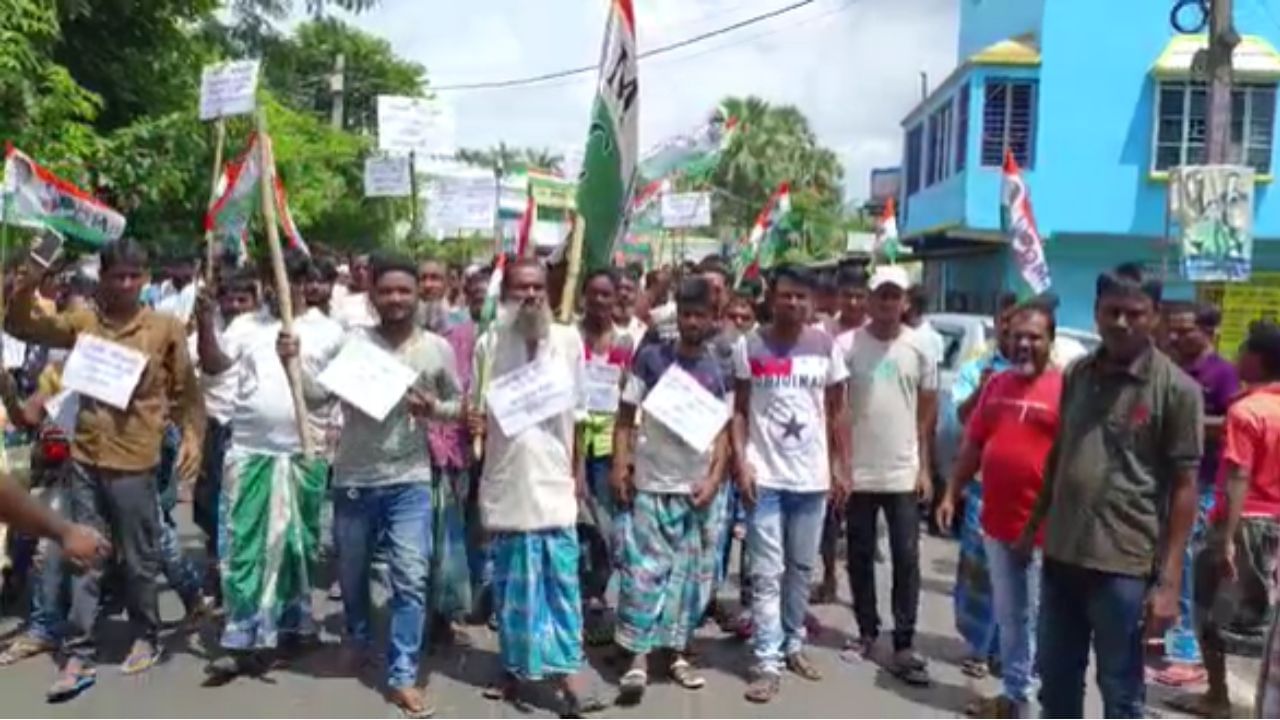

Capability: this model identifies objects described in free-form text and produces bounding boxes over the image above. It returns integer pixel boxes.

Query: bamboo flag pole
[203,118,227,286]
[558,212,586,323]
[256,108,314,458]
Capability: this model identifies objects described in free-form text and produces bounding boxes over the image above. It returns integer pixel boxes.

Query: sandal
[891,649,931,687]
[1150,662,1209,688]
[744,668,781,704]
[785,651,823,681]
[46,662,96,703]
[840,635,876,664]
[388,686,435,719]
[120,640,163,675]
[669,658,706,689]
[616,668,647,706]
[0,634,55,666]
[960,655,989,678]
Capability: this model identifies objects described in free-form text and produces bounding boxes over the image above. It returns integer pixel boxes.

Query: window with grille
[955,82,970,172]
[906,124,924,195]
[926,100,954,186]
[981,79,1037,167]
[1153,80,1275,174]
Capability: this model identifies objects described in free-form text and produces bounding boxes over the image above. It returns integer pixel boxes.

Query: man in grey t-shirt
[844,265,938,686]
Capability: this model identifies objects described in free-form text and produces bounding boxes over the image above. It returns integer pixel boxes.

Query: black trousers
[845,491,921,651]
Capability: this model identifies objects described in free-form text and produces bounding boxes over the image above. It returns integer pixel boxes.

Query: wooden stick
[558,212,586,323]
[203,118,227,287]
[256,109,314,458]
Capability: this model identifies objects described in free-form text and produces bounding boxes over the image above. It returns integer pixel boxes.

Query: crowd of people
[0,236,1276,719]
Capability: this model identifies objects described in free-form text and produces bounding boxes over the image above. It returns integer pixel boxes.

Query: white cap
[869,265,911,291]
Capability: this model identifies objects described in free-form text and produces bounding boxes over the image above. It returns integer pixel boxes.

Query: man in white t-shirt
[844,264,939,686]
[732,264,850,704]
[333,254,377,330]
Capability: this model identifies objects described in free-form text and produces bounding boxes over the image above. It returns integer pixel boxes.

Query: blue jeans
[1165,486,1216,664]
[985,537,1041,704]
[1038,559,1148,718]
[29,484,69,644]
[748,488,827,673]
[335,483,432,689]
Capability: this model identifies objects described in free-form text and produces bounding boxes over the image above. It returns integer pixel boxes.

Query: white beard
[497,300,552,341]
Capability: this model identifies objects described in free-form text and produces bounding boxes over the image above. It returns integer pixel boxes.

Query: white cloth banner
[376,95,456,156]
[363,156,412,198]
[199,60,260,121]
[60,335,148,410]
[425,174,497,235]
[317,338,419,421]
[661,192,712,229]
[641,365,730,453]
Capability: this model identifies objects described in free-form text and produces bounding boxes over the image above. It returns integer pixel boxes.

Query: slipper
[617,668,647,706]
[891,651,931,687]
[46,665,96,703]
[961,656,990,679]
[120,641,163,675]
[0,634,55,666]
[388,687,435,719]
[669,658,705,690]
[1150,663,1208,688]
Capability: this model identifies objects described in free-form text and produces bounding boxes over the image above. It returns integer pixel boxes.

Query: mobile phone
[29,231,65,269]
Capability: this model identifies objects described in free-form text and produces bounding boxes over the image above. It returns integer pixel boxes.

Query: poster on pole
[425,171,497,236]
[1170,165,1254,282]
[363,156,412,198]
[376,95,456,156]
[199,60,261,121]
[661,191,712,229]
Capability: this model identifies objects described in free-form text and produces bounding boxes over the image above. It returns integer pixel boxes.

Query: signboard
[660,191,712,229]
[529,174,576,209]
[376,95,455,156]
[869,167,902,202]
[1170,165,1254,282]
[199,60,260,121]
[363,156,411,198]
[1197,271,1280,356]
[425,172,497,236]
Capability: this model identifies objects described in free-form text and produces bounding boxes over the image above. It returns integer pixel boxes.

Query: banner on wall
[1170,165,1254,282]
[1196,271,1280,355]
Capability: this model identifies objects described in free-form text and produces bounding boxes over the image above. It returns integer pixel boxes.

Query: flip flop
[0,635,55,666]
[388,687,435,719]
[46,666,97,703]
[120,642,163,675]
[960,656,989,678]
[669,658,705,690]
[1150,663,1209,688]
[617,668,647,705]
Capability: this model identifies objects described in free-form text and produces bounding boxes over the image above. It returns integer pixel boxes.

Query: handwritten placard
[641,365,729,453]
[364,156,412,198]
[376,95,455,156]
[486,356,576,437]
[60,335,148,410]
[199,60,260,121]
[584,363,621,414]
[317,338,419,422]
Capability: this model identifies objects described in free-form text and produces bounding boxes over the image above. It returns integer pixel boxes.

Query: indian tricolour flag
[873,196,901,264]
[575,0,638,273]
[479,192,535,330]
[2,144,126,248]
[205,133,263,262]
[1000,150,1052,295]
[734,181,791,285]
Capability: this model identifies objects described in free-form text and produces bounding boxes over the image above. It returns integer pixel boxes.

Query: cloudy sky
[309,0,958,201]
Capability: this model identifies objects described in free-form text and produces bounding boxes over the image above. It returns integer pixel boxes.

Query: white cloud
[309,0,958,200]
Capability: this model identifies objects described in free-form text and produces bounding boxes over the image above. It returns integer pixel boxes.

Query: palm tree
[457,143,564,175]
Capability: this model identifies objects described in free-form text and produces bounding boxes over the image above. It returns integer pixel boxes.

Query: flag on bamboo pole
[2,144,126,248]
[273,174,310,256]
[515,190,535,258]
[575,0,638,273]
[733,181,791,285]
[1000,150,1052,295]
[480,191,535,329]
[873,196,901,264]
[205,133,262,262]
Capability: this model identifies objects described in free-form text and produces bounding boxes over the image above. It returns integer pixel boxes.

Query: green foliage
[458,143,565,174]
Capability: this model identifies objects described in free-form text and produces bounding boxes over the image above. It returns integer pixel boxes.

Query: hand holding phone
[29,231,65,270]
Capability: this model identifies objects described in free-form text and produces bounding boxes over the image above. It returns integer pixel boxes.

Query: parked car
[926,313,1099,488]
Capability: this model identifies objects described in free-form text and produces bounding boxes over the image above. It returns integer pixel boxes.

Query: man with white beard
[472,259,604,716]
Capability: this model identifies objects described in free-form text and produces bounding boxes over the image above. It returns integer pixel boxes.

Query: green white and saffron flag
[576,0,638,273]
[204,133,263,262]
[2,144,126,248]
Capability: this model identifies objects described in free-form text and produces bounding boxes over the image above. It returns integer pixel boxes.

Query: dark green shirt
[1032,346,1203,577]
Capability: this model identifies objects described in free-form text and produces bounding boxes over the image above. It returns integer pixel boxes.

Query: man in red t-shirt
[936,300,1062,717]
[1171,323,1280,718]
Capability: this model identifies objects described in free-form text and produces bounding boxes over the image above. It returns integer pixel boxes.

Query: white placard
[661,192,712,229]
[486,356,576,437]
[60,335,148,410]
[2,333,27,370]
[377,95,456,156]
[44,390,79,435]
[317,338,419,421]
[199,60,261,121]
[364,156,412,198]
[425,174,498,235]
[585,363,621,414]
[641,365,730,453]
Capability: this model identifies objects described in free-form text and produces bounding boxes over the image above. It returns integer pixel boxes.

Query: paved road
[0,520,1261,717]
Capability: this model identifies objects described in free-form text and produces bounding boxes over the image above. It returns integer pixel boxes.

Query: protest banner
[486,355,577,437]
[376,96,455,156]
[317,339,419,421]
[1199,271,1280,355]
[660,191,712,229]
[364,156,412,198]
[2,146,126,249]
[1170,165,1254,282]
[641,364,730,452]
[199,60,260,121]
[60,335,148,410]
[425,171,499,237]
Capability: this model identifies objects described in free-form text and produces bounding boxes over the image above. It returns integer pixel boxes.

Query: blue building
[899,0,1280,330]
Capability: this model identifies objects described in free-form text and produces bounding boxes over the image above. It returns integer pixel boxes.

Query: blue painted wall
[957,0,1045,60]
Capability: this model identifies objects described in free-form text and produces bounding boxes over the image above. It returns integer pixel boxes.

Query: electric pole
[329,52,346,130]
[1205,0,1238,164]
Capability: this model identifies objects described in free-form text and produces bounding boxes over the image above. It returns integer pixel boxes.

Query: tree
[709,96,845,259]
[458,143,565,174]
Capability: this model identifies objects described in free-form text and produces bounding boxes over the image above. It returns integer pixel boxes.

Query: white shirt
[223,311,344,455]
[478,324,586,532]
[153,281,198,324]
[198,311,253,424]
[334,291,377,330]
[913,320,946,369]
[614,315,648,346]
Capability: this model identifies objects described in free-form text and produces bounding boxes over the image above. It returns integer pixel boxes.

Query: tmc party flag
[206,133,263,261]
[873,196,901,264]
[1000,150,1052,295]
[734,181,791,284]
[2,144,126,248]
[575,0,638,273]
[639,111,738,184]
